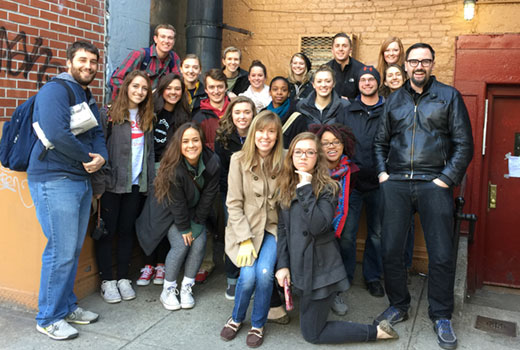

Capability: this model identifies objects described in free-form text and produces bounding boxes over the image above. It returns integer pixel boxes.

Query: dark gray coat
[276,184,347,296]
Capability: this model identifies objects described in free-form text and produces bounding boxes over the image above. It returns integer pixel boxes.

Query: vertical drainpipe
[185,0,223,71]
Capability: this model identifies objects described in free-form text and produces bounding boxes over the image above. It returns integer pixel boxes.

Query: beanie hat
[296,52,312,72]
[358,65,381,86]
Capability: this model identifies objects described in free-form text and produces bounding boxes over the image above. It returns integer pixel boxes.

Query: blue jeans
[232,232,276,328]
[29,177,92,327]
[380,180,455,320]
[338,189,383,283]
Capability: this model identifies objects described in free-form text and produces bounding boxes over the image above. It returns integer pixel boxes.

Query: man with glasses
[337,66,386,300]
[373,43,473,350]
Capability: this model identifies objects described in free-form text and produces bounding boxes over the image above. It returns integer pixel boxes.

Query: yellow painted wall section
[222,0,520,85]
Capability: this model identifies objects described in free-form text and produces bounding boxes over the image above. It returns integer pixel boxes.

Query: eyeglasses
[406,59,433,68]
[359,77,376,84]
[293,149,317,158]
[321,140,341,147]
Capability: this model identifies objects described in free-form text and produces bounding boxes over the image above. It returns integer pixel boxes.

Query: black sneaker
[373,306,409,326]
[434,319,457,350]
[367,281,385,297]
[225,284,236,300]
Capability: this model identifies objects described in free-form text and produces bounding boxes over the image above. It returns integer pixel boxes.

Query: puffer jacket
[373,77,474,186]
[337,96,385,192]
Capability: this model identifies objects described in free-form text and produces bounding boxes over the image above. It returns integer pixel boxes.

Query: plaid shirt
[109,44,180,100]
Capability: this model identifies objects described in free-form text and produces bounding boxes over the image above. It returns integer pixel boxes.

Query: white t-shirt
[240,85,272,113]
[129,108,144,185]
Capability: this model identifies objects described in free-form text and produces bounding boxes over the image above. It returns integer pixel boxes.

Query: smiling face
[254,122,278,157]
[384,41,401,65]
[270,79,289,108]
[313,71,334,98]
[292,139,318,173]
[384,66,404,91]
[232,102,254,136]
[405,47,434,91]
[204,76,226,105]
[359,73,378,97]
[321,131,344,167]
[153,28,175,57]
[291,56,306,76]
[162,78,183,110]
[223,51,240,74]
[249,66,266,90]
[332,37,351,63]
[180,58,201,85]
[181,127,203,166]
[127,75,149,109]
[67,49,98,87]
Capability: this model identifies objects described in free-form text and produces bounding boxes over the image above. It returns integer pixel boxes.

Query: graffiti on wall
[0,166,34,209]
[0,26,64,88]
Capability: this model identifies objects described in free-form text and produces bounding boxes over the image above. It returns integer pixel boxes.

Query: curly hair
[154,122,204,203]
[276,132,339,208]
[309,123,356,160]
[215,96,256,149]
[109,70,155,132]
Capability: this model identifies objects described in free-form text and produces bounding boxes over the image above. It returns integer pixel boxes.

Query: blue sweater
[27,73,108,182]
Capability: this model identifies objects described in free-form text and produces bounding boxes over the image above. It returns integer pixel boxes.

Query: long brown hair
[215,96,256,149]
[376,37,405,86]
[153,73,190,115]
[109,70,155,132]
[154,122,205,203]
[239,110,284,175]
[276,132,339,208]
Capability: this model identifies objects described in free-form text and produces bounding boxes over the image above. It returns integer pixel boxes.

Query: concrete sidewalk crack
[406,276,427,349]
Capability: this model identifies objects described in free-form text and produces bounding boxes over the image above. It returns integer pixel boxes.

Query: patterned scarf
[330,155,352,238]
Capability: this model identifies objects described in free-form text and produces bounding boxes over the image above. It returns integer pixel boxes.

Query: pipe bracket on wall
[222,24,253,36]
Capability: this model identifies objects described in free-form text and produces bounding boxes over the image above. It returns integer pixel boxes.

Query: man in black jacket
[326,33,364,100]
[337,66,385,298]
[373,43,473,350]
[221,46,249,96]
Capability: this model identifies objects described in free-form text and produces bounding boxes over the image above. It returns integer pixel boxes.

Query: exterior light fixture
[464,0,476,21]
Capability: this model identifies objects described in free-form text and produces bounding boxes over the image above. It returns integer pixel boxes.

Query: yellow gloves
[236,238,258,267]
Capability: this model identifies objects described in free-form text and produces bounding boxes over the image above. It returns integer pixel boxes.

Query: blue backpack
[0,79,74,172]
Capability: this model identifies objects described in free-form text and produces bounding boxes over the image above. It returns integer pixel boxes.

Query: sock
[181,276,195,287]
[163,279,177,290]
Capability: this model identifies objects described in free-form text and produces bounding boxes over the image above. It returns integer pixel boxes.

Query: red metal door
[481,85,520,287]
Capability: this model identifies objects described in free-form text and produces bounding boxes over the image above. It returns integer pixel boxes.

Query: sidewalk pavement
[1,264,519,350]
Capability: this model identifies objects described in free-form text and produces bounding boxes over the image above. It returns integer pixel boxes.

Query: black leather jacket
[373,77,473,186]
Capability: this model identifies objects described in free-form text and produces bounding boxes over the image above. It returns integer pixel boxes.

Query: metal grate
[300,34,357,70]
[475,315,517,337]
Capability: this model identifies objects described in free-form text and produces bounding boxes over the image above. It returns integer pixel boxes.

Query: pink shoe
[136,265,155,286]
[153,264,165,285]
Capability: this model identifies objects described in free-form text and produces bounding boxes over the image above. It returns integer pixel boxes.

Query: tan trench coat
[225,151,278,267]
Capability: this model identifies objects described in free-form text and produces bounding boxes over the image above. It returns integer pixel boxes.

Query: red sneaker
[195,269,209,283]
[153,264,165,285]
[136,265,155,286]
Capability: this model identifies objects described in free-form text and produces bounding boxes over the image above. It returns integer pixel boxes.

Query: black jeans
[96,185,144,280]
[380,180,455,320]
[300,293,377,344]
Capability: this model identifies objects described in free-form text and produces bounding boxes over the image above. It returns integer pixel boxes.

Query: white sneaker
[117,279,136,301]
[65,307,99,324]
[100,280,121,304]
[36,319,78,340]
[160,286,181,310]
[180,283,195,309]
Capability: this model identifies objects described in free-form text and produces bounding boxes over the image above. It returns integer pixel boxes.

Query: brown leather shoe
[246,327,264,348]
[220,317,242,341]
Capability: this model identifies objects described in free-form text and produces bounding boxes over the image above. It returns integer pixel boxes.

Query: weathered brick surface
[223,0,520,87]
[0,0,105,119]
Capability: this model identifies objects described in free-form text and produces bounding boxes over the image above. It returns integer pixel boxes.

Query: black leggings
[95,186,144,280]
[300,293,378,344]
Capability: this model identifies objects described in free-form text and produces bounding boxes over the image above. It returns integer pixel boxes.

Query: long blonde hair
[376,37,405,87]
[287,53,311,85]
[239,110,284,175]
[276,132,339,208]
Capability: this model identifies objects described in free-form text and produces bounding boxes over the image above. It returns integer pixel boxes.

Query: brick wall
[222,0,520,86]
[0,0,105,120]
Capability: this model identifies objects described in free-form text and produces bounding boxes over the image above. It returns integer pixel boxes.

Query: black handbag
[91,199,109,240]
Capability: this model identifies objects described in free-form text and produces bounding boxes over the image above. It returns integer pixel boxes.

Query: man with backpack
[109,24,181,100]
[28,41,108,340]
